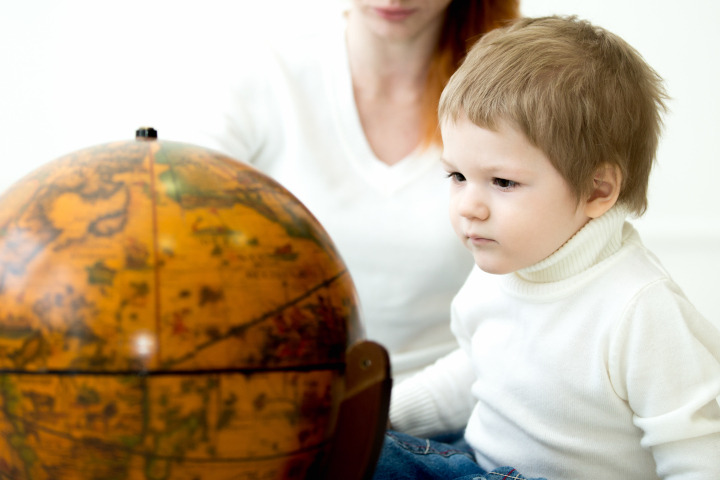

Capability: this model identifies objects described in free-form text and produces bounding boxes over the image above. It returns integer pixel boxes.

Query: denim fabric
[372,430,547,480]
[429,429,472,451]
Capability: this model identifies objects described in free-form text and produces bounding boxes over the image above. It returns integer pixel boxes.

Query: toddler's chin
[473,258,513,276]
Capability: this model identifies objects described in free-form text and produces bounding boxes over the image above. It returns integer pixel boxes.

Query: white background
[1,0,718,323]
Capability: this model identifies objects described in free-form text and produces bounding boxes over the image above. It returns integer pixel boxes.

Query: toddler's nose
[458,188,489,221]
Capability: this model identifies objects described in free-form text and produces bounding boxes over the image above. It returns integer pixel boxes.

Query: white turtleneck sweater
[389,207,720,480]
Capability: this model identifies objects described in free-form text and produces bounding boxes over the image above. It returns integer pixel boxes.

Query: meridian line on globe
[149,145,163,364]
[161,269,349,369]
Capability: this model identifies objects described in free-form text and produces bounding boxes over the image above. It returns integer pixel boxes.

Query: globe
[0,129,388,480]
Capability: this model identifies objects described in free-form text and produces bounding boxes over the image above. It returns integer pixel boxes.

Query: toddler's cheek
[451,225,467,246]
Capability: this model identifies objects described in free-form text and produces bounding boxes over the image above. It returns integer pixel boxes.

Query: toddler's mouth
[468,236,496,246]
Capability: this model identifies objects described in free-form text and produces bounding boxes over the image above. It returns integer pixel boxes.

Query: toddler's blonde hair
[439,16,669,215]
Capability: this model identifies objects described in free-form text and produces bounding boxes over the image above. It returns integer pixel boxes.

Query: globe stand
[322,341,391,480]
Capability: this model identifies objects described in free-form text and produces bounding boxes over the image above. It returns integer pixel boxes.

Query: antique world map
[0,138,361,479]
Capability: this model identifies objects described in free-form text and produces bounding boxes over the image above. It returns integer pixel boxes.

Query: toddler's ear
[584,164,622,218]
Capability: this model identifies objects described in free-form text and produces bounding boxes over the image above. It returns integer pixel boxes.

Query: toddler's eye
[493,178,517,189]
[446,172,466,182]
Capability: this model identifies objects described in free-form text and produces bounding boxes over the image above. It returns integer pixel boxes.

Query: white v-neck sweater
[161,18,474,380]
[390,207,720,479]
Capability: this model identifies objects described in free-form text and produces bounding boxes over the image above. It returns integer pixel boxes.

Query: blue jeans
[372,430,547,480]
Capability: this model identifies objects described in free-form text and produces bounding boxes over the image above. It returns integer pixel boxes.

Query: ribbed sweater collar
[501,206,629,298]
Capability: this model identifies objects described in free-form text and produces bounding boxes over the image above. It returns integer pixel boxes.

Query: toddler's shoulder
[616,224,668,273]
[602,223,678,298]
[610,225,710,331]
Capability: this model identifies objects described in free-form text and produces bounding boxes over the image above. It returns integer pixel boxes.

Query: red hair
[422,0,520,146]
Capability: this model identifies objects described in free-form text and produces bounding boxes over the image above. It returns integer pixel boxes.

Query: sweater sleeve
[157,41,277,165]
[389,347,477,438]
[608,278,720,479]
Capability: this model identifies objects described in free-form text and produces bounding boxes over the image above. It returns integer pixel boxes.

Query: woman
[168,0,520,382]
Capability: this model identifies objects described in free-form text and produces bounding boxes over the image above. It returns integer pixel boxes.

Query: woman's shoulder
[266,13,347,74]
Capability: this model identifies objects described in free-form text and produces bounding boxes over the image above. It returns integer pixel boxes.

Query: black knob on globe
[135,126,158,139]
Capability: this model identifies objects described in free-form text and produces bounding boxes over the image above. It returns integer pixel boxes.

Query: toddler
[377,15,720,480]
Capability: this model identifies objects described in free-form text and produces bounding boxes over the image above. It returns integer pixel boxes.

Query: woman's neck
[345,8,444,164]
[345,9,442,100]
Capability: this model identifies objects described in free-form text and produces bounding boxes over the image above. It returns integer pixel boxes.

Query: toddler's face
[441,117,590,275]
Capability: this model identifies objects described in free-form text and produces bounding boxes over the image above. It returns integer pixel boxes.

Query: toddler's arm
[609,279,720,479]
[389,347,477,437]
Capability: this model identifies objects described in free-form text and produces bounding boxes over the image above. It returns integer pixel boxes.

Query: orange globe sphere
[0,130,387,480]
